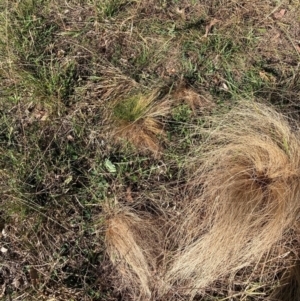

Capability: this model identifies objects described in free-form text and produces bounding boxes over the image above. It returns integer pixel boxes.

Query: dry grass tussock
[106,101,300,300]
[166,101,300,294]
[105,208,164,298]
[111,91,171,156]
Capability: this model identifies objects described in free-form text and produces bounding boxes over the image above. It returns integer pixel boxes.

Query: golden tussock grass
[111,91,171,156]
[166,101,300,295]
[105,208,164,299]
[106,101,300,300]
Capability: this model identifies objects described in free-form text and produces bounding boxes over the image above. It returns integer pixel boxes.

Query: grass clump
[106,208,164,298]
[111,91,171,156]
[166,101,300,296]
[113,94,149,122]
[107,101,300,300]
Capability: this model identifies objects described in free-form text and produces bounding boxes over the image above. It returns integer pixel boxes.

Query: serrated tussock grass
[105,207,164,298]
[106,101,300,300]
[111,90,172,156]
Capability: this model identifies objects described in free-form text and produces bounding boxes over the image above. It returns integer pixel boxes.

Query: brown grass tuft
[166,101,300,296]
[115,117,165,155]
[105,208,164,299]
[173,83,215,115]
[106,101,300,299]
[111,91,171,156]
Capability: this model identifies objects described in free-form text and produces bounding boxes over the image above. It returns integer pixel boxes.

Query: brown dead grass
[114,118,165,156]
[106,101,300,300]
[167,101,300,296]
[271,260,300,301]
[172,81,215,115]
[105,208,164,299]
[111,91,172,156]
